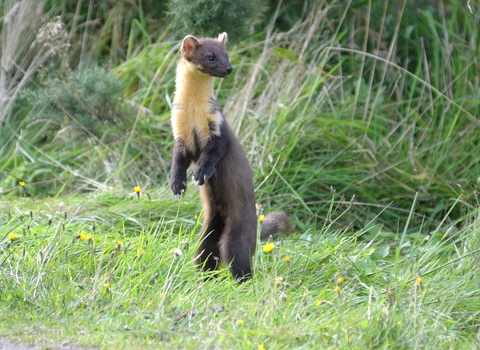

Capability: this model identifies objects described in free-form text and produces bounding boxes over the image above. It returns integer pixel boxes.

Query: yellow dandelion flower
[134,186,141,199]
[236,319,244,325]
[8,233,15,241]
[77,231,86,240]
[337,276,344,285]
[334,285,341,294]
[262,242,275,253]
[275,277,283,286]
[105,282,110,290]
[85,234,93,241]
[258,214,265,223]
[284,255,291,263]
[315,300,322,306]
[416,277,422,286]
[116,240,122,250]
[19,181,25,187]
[387,289,393,296]
[258,345,265,350]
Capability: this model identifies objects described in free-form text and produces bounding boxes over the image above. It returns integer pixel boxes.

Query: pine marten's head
[180,32,233,78]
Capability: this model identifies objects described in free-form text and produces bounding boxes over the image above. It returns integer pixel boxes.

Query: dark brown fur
[260,211,295,240]
[170,33,292,283]
[196,121,257,281]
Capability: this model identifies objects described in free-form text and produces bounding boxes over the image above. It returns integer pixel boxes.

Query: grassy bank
[1,190,479,349]
[1,0,480,348]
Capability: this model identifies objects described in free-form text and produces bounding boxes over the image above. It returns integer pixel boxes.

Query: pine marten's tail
[260,211,294,240]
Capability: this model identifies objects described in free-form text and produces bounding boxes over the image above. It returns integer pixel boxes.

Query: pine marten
[169,32,292,282]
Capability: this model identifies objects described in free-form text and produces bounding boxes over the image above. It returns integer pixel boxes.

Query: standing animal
[169,32,292,282]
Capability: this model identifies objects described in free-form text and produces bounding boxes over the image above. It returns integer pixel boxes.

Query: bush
[21,67,126,140]
[168,0,266,42]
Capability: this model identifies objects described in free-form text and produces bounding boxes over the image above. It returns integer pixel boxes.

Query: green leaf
[377,245,390,258]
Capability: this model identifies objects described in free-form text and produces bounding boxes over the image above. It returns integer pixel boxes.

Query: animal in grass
[169,32,293,282]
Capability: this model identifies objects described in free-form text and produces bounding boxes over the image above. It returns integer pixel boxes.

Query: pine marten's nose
[225,65,233,73]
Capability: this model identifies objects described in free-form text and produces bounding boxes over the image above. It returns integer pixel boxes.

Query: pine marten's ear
[218,32,228,46]
[182,35,200,53]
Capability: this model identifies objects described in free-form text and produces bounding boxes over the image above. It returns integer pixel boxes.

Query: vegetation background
[0,0,479,348]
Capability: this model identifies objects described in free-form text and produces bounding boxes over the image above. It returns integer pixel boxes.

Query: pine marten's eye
[206,55,216,62]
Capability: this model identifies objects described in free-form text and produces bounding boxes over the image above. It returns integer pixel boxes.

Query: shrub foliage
[167,0,266,42]
[21,67,126,139]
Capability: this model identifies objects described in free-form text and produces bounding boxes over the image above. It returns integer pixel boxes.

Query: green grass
[0,190,479,348]
[1,0,480,348]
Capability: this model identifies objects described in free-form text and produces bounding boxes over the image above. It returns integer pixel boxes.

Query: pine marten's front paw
[193,164,214,186]
[170,177,187,198]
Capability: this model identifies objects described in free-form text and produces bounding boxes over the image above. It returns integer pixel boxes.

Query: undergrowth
[1,0,480,348]
[0,190,479,348]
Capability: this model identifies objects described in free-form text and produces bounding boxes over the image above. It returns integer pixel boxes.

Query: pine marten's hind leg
[195,211,224,273]
[219,223,255,282]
